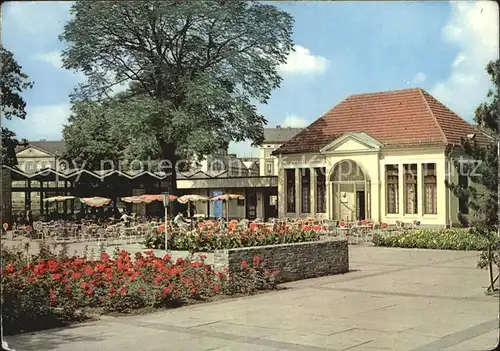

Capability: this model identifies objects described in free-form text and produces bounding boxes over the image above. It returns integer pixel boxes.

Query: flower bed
[372,228,488,251]
[1,243,278,335]
[143,223,321,252]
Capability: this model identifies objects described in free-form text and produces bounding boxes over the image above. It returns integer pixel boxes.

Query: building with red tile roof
[273,88,488,227]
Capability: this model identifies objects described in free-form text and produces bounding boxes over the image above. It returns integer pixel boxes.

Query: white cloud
[282,115,309,128]
[3,104,71,140]
[430,2,499,120]
[33,50,87,84]
[33,51,64,70]
[279,45,329,75]
[3,2,71,38]
[412,72,427,84]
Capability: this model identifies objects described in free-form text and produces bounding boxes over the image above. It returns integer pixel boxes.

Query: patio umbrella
[177,194,209,204]
[80,196,112,208]
[177,194,209,228]
[43,196,77,216]
[43,195,76,203]
[210,194,244,221]
[121,196,144,204]
[140,194,177,203]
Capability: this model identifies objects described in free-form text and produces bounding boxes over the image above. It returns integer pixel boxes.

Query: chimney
[276,125,281,129]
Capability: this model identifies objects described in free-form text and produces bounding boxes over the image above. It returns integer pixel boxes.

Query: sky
[2,1,499,157]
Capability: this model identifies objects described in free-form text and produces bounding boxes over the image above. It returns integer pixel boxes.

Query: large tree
[1,46,34,166]
[447,59,499,292]
[60,0,294,192]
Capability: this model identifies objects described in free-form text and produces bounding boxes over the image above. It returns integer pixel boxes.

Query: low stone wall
[214,239,349,283]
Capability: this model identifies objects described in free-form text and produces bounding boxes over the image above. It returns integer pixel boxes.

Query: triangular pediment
[320,132,382,153]
[16,145,53,158]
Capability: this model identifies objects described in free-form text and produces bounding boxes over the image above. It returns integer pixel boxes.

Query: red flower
[3,264,15,274]
[81,281,90,289]
[252,256,261,266]
[101,252,110,261]
[302,225,312,232]
[129,273,137,281]
[52,273,62,281]
[119,288,127,296]
[85,288,94,296]
[145,250,154,256]
[176,257,184,265]
[213,284,220,293]
[162,287,170,296]
[241,260,248,269]
[84,266,94,276]
[72,272,82,280]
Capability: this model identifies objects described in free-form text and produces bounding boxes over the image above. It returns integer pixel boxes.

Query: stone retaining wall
[214,239,349,283]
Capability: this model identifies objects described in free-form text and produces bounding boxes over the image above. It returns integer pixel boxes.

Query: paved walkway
[6,246,499,351]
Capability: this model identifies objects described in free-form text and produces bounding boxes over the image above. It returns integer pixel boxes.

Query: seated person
[173,212,190,226]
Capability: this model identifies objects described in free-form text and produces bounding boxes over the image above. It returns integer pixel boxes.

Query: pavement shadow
[5,323,107,351]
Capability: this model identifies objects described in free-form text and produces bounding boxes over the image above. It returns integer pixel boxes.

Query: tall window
[301,169,310,213]
[404,164,418,214]
[423,163,437,214]
[265,161,274,175]
[385,165,399,214]
[316,167,326,213]
[458,173,469,215]
[286,169,296,213]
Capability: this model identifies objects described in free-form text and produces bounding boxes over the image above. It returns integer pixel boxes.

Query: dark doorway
[246,191,257,220]
[263,194,278,221]
[356,191,365,220]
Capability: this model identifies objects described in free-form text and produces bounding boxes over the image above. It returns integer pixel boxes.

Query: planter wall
[214,239,349,283]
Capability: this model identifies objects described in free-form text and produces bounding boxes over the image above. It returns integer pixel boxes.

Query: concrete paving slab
[359,329,439,350]
[443,329,498,351]
[5,246,499,351]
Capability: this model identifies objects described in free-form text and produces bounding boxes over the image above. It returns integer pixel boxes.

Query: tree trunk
[161,143,178,195]
[488,245,496,291]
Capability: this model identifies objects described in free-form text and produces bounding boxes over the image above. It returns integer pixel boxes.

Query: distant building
[6,141,279,221]
[259,126,303,176]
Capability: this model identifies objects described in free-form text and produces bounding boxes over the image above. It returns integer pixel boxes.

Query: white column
[417,162,423,216]
[310,168,317,217]
[278,167,285,217]
[295,168,301,218]
[326,182,331,219]
[398,163,404,217]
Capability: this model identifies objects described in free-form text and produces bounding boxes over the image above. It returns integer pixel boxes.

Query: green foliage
[447,60,499,229]
[59,0,294,191]
[372,229,489,251]
[445,59,500,290]
[0,46,34,166]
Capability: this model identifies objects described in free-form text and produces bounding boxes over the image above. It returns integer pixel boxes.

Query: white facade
[276,132,465,228]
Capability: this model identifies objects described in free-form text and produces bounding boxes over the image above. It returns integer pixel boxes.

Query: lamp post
[163,192,169,252]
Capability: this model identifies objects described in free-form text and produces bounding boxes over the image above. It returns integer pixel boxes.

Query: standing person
[120,210,130,227]
[189,203,197,219]
[25,210,33,227]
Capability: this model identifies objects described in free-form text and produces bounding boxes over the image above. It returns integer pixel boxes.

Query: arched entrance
[330,160,371,221]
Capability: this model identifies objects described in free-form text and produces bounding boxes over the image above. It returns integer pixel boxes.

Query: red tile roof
[273,88,487,155]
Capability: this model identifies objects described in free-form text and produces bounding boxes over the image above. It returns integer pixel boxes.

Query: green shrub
[372,228,489,251]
